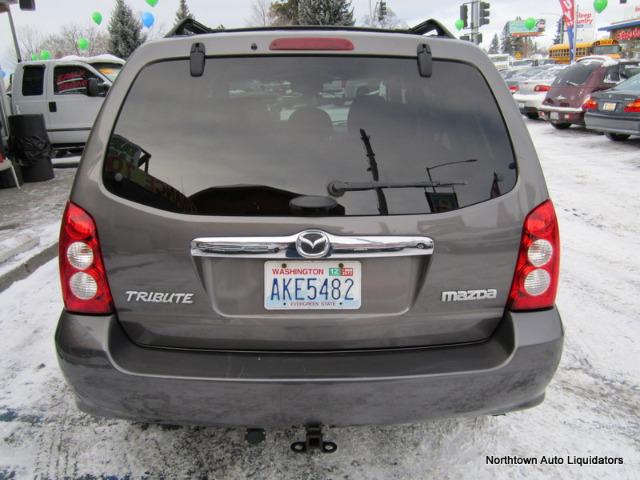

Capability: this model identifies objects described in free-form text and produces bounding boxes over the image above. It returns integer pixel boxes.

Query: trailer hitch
[291,424,337,454]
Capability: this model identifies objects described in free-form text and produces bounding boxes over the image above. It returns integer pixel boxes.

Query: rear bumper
[539,106,585,125]
[55,308,563,427]
[585,114,640,136]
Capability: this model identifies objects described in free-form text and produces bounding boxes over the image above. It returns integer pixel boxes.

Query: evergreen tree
[298,0,354,26]
[488,34,500,54]
[107,0,146,60]
[500,27,513,55]
[553,17,565,45]
[270,0,300,25]
[175,0,194,24]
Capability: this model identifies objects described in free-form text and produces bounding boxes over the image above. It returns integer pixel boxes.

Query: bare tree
[247,0,275,26]
[360,7,408,29]
[42,24,109,59]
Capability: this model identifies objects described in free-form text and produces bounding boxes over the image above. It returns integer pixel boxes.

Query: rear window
[103,56,516,216]
[553,61,601,87]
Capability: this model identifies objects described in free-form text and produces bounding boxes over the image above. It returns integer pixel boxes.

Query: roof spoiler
[165,17,456,40]
[165,18,216,37]
[408,19,455,39]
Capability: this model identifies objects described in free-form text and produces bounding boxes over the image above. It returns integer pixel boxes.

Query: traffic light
[479,2,490,26]
[378,1,387,22]
[460,4,468,28]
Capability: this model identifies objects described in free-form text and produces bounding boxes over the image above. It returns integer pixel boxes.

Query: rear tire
[605,133,630,141]
[551,122,571,130]
[526,112,539,120]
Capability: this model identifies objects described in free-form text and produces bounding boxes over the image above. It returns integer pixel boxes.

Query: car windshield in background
[104,56,516,216]
[529,65,566,81]
[91,62,123,82]
[620,64,640,80]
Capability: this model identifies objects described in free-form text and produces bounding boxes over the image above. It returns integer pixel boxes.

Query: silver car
[513,65,567,119]
[56,20,563,433]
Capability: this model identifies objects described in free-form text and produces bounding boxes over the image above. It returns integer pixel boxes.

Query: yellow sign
[515,52,522,59]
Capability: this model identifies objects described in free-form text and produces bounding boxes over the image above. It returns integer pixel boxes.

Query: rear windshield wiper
[328,179,467,197]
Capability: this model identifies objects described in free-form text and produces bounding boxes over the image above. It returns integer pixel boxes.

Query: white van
[10,54,124,152]
[488,54,514,71]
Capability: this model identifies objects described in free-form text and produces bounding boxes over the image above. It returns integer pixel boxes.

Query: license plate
[264,261,361,310]
[518,102,525,109]
[602,102,616,111]
[550,112,560,120]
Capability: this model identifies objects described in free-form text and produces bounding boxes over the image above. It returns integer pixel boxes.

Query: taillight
[59,201,114,314]
[509,85,518,92]
[582,96,597,110]
[269,38,354,51]
[507,200,560,311]
[624,98,640,112]
[534,85,550,92]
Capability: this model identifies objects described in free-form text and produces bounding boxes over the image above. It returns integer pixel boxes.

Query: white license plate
[602,102,617,111]
[550,112,560,120]
[264,261,361,310]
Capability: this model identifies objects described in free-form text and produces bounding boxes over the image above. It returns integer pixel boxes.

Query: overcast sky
[1,0,636,73]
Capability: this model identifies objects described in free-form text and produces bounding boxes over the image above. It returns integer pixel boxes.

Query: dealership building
[599,4,640,58]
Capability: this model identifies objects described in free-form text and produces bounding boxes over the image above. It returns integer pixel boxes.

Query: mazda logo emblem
[296,231,330,258]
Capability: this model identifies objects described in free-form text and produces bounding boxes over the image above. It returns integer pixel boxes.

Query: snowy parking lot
[0,119,638,479]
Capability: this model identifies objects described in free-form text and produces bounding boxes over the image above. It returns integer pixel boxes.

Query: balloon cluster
[142,0,158,28]
[91,0,159,31]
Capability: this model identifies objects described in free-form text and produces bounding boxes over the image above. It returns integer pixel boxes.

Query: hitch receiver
[291,424,337,454]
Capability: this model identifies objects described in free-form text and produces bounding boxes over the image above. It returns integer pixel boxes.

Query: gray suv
[56,20,563,431]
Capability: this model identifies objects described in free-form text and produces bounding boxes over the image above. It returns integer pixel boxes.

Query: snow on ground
[0,120,638,479]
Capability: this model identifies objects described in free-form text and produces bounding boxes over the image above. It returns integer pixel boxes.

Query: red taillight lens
[507,200,560,311]
[582,96,597,110]
[534,85,550,92]
[624,98,640,112]
[59,201,114,314]
[509,85,518,92]
[269,37,354,51]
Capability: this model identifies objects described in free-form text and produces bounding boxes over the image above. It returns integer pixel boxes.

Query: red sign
[617,28,640,41]
[559,0,575,28]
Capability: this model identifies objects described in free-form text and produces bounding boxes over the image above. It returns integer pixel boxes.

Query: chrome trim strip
[191,232,434,259]
[538,106,583,114]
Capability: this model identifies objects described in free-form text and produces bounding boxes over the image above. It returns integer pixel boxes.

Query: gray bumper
[585,114,640,136]
[55,308,563,427]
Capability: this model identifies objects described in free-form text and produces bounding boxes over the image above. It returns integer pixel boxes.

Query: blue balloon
[1,71,5,78]
[141,12,154,28]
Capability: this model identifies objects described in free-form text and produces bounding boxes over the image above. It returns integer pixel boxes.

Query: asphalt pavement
[0,162,77,292]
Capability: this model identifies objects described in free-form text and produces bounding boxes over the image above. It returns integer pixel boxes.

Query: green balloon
[39,50,51,60]
[455,19,464,31]
[594,0,608,14]
[146,0,159,6]
[525,17,536,31]
[92,11,103,25]
[30,54,37,61]
[77,38,89,50]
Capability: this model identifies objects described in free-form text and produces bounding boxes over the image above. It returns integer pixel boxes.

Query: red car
[539,56,640,129]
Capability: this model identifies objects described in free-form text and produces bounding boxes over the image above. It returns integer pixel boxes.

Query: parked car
[583,72,640,141]
[503,65,557,94]
[55,19,563,433]
[539,55,640,129]
[513,59,535,67]
[513,65,567,119]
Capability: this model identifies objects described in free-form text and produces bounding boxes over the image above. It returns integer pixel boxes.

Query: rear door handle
[48,101,57,112]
